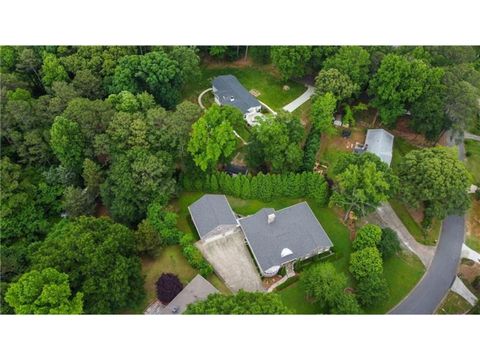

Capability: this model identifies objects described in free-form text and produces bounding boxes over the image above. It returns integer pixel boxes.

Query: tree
[31,216,144,314]
[146,199,182,245]
[169,46,201,84]
[40,53,68,88]
[330,153,398,220]
[352,224,382,251]
[369,54,437,126]
[311,92,337,135]
[155,273,183,304]
[184,290,291,314]
[315,68,356,103]
[101,148,175,225]
[50,116,85,172]
[302,262,361,314]
[187,105,240,171]
[5,268,83,314]
[246,112,304,173]
[356,274,389,308]
[349,247,384,280]
[135,219,163,256]
[109,50,184,109]
[323,46,371,93]
[398,147,471,223]
[271,46,312,81]
[62,186,95,217]
[378,228,400,259]
[82,158,103,199]
[72,69,104,99]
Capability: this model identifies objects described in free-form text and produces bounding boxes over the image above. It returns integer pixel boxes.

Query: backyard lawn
[183,65,305,111]
[465,139,480,184]
[436,291,472,314]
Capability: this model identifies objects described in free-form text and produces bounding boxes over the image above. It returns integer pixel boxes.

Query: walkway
[282,85,315,113]
[451,277,478,306]
[375,203,435,268]
[267,263,296,292]
[461,244,480,263]
[464,131,480,142]
[198,88,212,110]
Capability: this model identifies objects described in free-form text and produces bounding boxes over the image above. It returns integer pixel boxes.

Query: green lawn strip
[183,65,305,111]
[465,139,480,184]
[277,281,320,314]
[391,136,418,173]
[365,251,425,314]
[436,291,472,314]
[389,199,441,246]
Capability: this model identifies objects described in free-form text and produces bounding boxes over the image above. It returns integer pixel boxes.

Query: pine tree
[240,176,251,199]
[210,173,219,193]
[233,175,242,197]
[250,176,259,199]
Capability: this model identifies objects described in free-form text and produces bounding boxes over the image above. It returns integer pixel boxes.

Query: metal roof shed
[365,129,394,166]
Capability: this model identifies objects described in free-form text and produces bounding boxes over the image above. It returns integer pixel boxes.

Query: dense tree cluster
[185,290,291,314]
[182,171,329,205]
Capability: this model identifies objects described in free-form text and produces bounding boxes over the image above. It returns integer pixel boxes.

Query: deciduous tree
[315,68,356,103]
[311,92,337,135]
[155,273,183,304]
[271,46,312,81]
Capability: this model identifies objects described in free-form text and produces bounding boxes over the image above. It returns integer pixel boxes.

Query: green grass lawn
[466,199,480,252]
[436,291,472,314]
[389,199,441,246]
[465,139,480,184]
[365,251,425,314]
[183,65,305,111]
[391,136,418,173]
[277,281,320,314]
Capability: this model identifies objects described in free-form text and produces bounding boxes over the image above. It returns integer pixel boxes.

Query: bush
[356,274,389,308]
[352,224,382,251]
[155,273,183,304]
[378,227,400,259]
[135,219,163,256]
[301,128,321,171]
[349,247,383,280]
[179,234,213,277]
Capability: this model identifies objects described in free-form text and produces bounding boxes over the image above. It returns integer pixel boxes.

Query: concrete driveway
[282,85,315,112]
[196,229,264,293]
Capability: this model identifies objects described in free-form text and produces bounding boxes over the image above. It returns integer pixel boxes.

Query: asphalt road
[391,214,465,314]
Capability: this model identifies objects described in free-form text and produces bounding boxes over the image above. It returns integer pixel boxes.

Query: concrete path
[375,203,435,268]
[461,244,480,263]
[451,277,478,306]
[198,88,212,110]
[464,131,480,141]
[233,130,248,145]
[267,263,296,292]
[282,85,315,113]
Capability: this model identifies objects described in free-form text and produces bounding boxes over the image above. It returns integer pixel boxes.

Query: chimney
[267,213,276,224]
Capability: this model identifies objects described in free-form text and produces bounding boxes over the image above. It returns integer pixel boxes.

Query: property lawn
[136,245,230,313]
[365,251,425,314]
[277,280,319,314]
[183,65,305,111]
[436,291,472,314]
[466,199,480,252]
[391,136,418,173]
[465,139,480,184]
[390,199,442,246]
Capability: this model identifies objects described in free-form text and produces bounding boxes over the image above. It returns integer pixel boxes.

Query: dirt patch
[389,118,433,147]
[466,199,480,239]
[262,275,282,289]
[95,202,110,218]
[203,56,253,69]
[319,127,366,156]
[458,260,480,284]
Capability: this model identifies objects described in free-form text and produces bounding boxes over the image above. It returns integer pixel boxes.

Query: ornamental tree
[398,147,471,222]
[356,273,389,308]
[155,273,183,304]
[188,105,241,171]
[5,268,83,314]
[378,228,400,259]
[352,224,382,252]
[185,290,291,314]
[349,247,384,280]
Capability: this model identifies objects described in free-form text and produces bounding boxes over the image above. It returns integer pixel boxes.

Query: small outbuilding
[212,75,262,119]
[364,129,394,166]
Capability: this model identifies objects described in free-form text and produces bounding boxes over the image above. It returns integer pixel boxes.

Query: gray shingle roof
[212,75,261,114]
[365,129,394,165]
[158,275,218,314]
[188,194,238,239]
[238,202,333,274]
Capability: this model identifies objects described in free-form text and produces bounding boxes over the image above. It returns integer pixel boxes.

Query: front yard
[465,139,480,184]
[183,64,306,111]
[436,291,472,314]
[466,198,480,252]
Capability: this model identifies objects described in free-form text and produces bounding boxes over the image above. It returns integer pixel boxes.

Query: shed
[365,129,394,165]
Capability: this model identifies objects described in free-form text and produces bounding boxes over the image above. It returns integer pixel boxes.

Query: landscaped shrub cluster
[182,171,329,205]
[179,234,213,277]
[301,127,321,171]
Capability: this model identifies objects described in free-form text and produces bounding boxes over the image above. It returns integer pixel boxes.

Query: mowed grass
[466,199,480,252]
[365,251,425,314]
[436,291,472,314]
[183,65,305,111]
[277,281,319,314]
[465,139,480,184]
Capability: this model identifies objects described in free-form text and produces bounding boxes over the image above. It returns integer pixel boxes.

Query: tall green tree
[311,92,337,135]
[315,68,356,103]
[330,153,398,220]
[349,247,384,280]
[353,224,382,251]
[185,290,291,314]
[50,116,85,172]
[398,147,471,223]
[31,216,144,314]
[5,268,83,314]
[271,46,312,81]
[40,53,68,88]
[187,105,240,171]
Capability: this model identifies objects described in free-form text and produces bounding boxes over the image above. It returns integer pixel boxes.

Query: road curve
[390,214,465,314]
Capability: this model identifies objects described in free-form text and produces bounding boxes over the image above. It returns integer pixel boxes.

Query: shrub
[378,227,401,259]
[355,274,389,308]
[349,247,383,280]
[301,128,321,171]
[135,219,163,256]
[179,234,213,277]
[352,224,382,251]
[155,273,183,304]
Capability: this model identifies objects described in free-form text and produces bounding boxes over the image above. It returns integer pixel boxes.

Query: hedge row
[179,234,213,277]
[182,171,329,206]
[301,127,321,171]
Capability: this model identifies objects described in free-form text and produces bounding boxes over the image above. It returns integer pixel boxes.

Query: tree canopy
[271,46,312,81]
[5,268,83,314]
[311,92,337,135]
[315,68,356,103]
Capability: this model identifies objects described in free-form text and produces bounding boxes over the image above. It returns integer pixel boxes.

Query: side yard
[436,291,472,314]
[465,140,480,184]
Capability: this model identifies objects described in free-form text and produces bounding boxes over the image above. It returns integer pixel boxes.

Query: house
[364,129,394,165]
[144,274,218,315]
[188,195,333,277]
[212,75,262,121]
